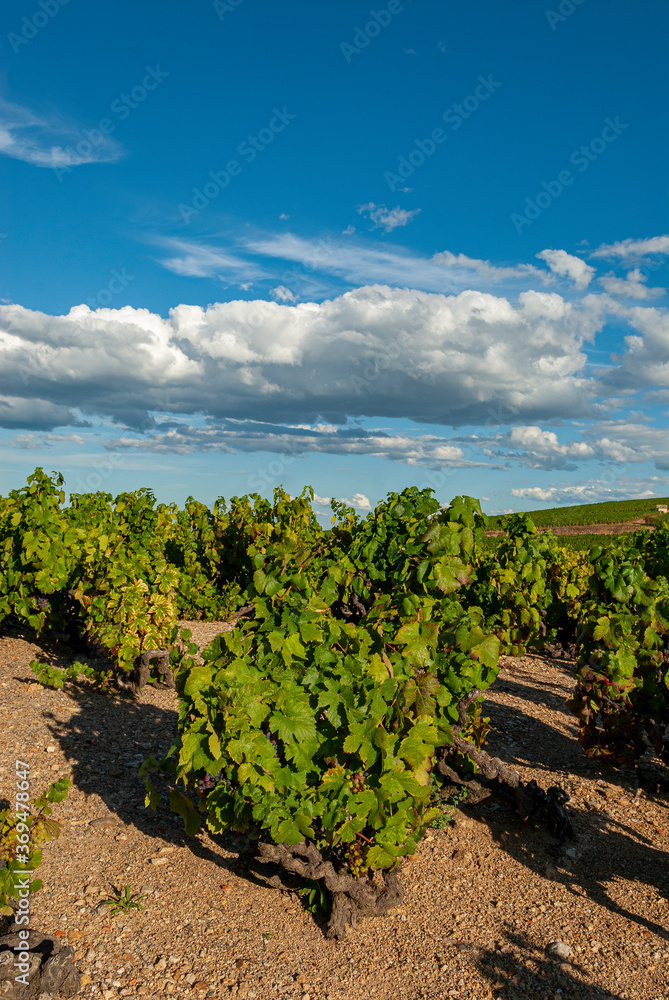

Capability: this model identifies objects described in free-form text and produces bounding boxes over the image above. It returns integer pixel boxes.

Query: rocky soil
[0,620,668,1000]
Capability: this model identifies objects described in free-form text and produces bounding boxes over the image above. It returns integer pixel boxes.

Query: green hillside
[486,495,669,530]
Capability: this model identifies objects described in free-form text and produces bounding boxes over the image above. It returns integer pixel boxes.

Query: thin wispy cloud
[225,231,555,294]
[157,238,268,283]
[591,235,669,260]
[0,98,123,169]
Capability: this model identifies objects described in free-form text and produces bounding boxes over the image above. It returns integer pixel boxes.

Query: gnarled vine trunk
[251,840,403,940]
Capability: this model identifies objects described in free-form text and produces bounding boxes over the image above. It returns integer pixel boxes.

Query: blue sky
[1,0,668,519]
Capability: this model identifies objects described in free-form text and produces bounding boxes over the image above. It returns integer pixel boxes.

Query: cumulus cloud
[0,286,602,435]
[536,249,595,289]
[510,479,661,505]
[479,425,595,470]
[592,235,669,260]
[357,203,421,232]
[598,304,669,391]
[598,268,665,300]
[466,417,669,473]
[0,98,123,169]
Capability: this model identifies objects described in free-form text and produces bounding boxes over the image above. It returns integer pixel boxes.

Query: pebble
[90,817,119,831]
[154,957,167,971]
[547,941,572,960]
[45,745,56,753]
[79,974,92,987]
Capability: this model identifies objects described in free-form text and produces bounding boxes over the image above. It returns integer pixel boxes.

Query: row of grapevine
[2,468,668,937]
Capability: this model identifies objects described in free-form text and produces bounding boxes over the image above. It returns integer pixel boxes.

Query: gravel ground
[1,621,668,1000]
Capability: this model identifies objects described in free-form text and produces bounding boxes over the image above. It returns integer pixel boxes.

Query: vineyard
[1,468,668,948]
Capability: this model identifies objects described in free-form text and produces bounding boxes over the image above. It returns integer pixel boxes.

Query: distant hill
[486,495,669,530]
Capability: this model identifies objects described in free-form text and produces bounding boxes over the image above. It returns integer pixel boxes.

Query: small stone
[68,930,83,941]
[86,949,97,962]
[560,962,572,971]
[192,982,208,991]
[547,941,572,960]
[591,941,602,952]
[154,957,167,971]
[149,857,169,865]
[46,745,56,753]
[564,848,576,859]
[74,899,86,907]
[185,973,197,984]
[80,974,92,986]
[90,817,119,831]
[85,884,99,895]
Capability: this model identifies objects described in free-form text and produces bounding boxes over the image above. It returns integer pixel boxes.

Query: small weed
[101,884,148,916]
[430,783,470,829]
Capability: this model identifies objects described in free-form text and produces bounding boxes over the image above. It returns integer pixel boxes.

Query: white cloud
[592,235,669,260]
[510,479,660,505]
[357,203,421,232]
[105,421,484,471]
[235,231,551,296]
[0,286,602,434]
[348,492,373,510]
[158,238,267,282]
[598,268,665,300]
[342,225,356,236]
[536,249,595,289]
[434,251,549,285]
[0,98,123,169]
[271,286,298,303]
